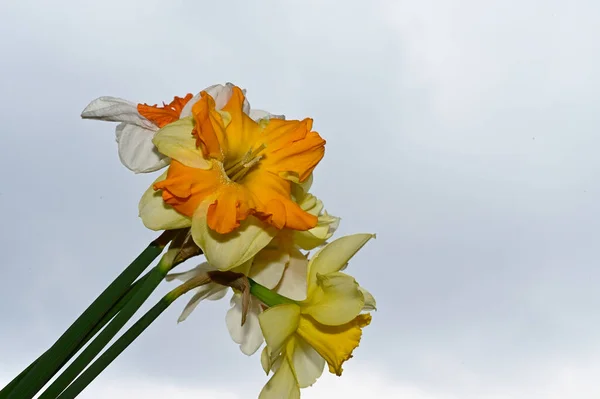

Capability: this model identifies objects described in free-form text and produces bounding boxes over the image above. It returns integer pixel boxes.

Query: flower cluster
[82,83,375,398]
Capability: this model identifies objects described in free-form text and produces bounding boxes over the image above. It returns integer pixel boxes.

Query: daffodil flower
[256,234,375,399]
[139,85,326,270]
[166,190,339,355]
[81,83,278,173]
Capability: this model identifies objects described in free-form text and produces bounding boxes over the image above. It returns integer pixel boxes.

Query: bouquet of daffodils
[1,83,376,399]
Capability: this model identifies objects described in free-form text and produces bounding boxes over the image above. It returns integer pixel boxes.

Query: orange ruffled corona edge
[138,94,194,128]
[153,86,326,235]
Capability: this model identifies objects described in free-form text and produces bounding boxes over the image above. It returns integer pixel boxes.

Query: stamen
[224,143,267,182]
[230,156,263,181]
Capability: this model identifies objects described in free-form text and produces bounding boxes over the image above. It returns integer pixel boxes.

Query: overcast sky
[1,1,599,398]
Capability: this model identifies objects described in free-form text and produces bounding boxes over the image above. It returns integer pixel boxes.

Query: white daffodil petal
[192,205,277,271]
[180,83,240,118]
[249,109,285,122]
[152,118,210,169]
[178,283,226,323]
[115,123,169,173]
[138,171,191,231]
[259,304,300,356]
[225,294,264,356]
[360,286,377,311]
[81,96,156,130]
[308,234,375,290]
[259,357,300,399]
[274,247,308,301]
[165,262,215,283]
[249,248,289,289]
[179,93,201,118]
[303,272,364,326]
[292,336,325,388]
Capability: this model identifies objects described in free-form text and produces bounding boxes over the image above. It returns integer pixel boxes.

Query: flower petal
[81,96,156,130]
[225,293,264,355]
[291,336,325,388]
[181,83,247,118]
[302,272,364,326]
[138,171,191,231]
[297,313,372,376]
[259,356,300,399]
[307,234,375,292]
[249,109,285,122]
[293,212,340,251]
[259,304,300,357]
[177,283,227,322]
[249,246,289,289]
[359,286,377,311]
[192,204,277,270]
[165,262,214,283]
[274,247,308,301]
[115,123,169,173]
[261,346,272,374]
[152,117,211,169]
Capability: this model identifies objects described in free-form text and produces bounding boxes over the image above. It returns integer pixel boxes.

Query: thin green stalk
[0,274,151,399]
[38,257,175,399]
[248,278,297,307]
[57,276,206,399]
[5,231,175,399]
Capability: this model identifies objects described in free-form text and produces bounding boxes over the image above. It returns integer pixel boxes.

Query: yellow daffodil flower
[139,85,326,270]
[166,189,339,356]
[256,234,375,399]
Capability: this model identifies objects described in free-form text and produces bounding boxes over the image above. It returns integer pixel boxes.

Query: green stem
[248,278,297,307]
[38,257,175,399]
[0,275,149,399]
[56,276,205,399]
[5,232,174,399]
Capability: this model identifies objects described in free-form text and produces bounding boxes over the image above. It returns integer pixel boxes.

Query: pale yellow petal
[152,117,211,169]
[291,336,325,388]
[307,233,375,292]
[258,304,300,356]
[360,286,377,311]
[249,247,289,289]
[261,346,272,375]
[259,357,300,399]
[293,212,340,251]
[191,203,277,270]
[297,313,372,376]
[138,171,191,230]
[302,272,364,326]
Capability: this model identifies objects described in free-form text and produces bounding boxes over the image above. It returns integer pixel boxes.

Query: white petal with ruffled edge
[225,293,264,355]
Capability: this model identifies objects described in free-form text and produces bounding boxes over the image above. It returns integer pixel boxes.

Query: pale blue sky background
[1,1,599,398]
